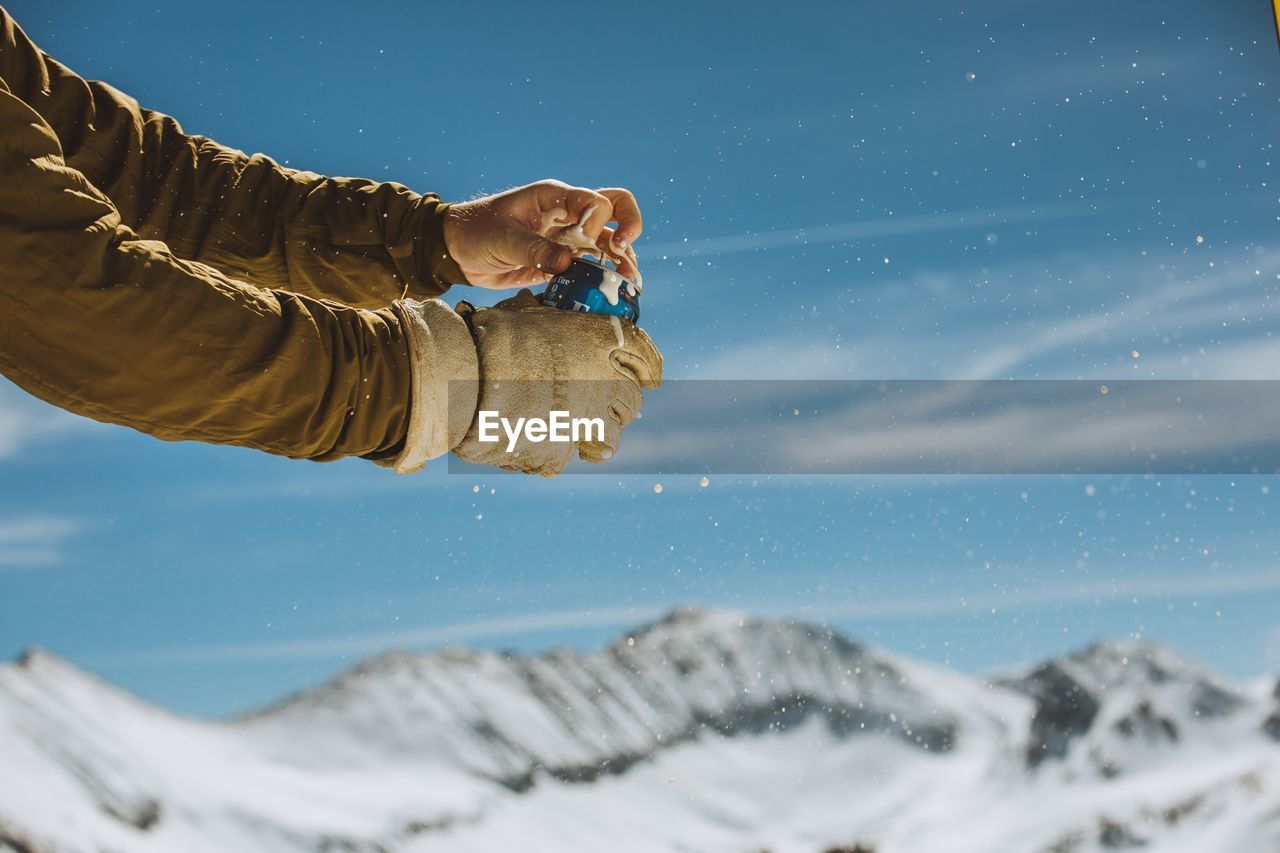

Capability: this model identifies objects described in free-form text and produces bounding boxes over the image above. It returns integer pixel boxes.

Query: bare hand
[442,180,643,289]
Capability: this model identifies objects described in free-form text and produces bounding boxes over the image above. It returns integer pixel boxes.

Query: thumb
[515,230,572,276]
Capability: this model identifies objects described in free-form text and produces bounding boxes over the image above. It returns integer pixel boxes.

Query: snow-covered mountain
[2,608,1278,853]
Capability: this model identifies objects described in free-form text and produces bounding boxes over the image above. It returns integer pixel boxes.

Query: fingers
[626,327,663,387]
[612,347,662,390]
[531,181,613,246]
[579,378,642,464]
[611,378,643,427]
[565,187,614,241]
[530,181,642,252]
[453,181,643,290]
[507,227,573,279]
[506,442,575,477]
[595,187,643,251]
[578,414,622,464]
[595,227,642,281]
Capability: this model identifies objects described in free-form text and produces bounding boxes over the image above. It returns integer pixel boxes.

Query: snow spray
[541,256,641,325]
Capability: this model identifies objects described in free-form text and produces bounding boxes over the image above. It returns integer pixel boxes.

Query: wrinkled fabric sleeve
[0,6,465,308]
[0,80,414,461]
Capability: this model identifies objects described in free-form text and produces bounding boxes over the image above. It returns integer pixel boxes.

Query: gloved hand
[384,291,661,476]
[454,289,662,476]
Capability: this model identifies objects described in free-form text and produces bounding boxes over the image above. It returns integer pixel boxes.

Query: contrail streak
[644,201,1097,259]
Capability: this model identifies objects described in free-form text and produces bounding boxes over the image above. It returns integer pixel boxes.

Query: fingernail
[614,236,629,250]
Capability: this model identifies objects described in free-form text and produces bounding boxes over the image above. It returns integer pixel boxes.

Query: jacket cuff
[380,298,479,474]
[407,197,468,295]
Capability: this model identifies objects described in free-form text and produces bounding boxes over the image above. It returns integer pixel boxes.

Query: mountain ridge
[3,608,1279,853]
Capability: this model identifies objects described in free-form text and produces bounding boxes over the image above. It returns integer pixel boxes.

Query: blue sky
[2,0,1279,717]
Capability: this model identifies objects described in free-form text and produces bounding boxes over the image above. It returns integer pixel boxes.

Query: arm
[0,6,461,308]
[0,79,474,462]
[0,76,663,475]
[0,78,655,475]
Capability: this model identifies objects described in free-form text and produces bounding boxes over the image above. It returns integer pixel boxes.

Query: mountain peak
[6,646,104,689]
[615,605,857,652]
[998,636,1249,771]
[1070,637,1205,675]
[614,604,749,644]
[237,607,958,789]
[14,644,61,669]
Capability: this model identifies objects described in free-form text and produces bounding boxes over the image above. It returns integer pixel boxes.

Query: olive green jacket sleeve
[0,7,473,463]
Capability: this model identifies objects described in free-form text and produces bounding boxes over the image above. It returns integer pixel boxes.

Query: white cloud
[100,604,672,666]
[0,515,83,569]
[684,243,1280,382]
[952,259,1280,380]
[820,570,1280,621]
[0,380,87,460]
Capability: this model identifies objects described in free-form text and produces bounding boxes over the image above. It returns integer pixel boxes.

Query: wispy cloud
[685,242,1280,381]
[0,380,89,460]
[100,604,671,666]
[953,257,1280,380]
[645,201,1096,260]
[0,515,83,569]
[986,46,1191,101]
[818,570,1280,621]
[99,568,1280,668]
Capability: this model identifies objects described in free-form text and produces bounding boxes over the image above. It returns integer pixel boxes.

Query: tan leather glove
[385,290,661,476]
[455,289,662,475]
